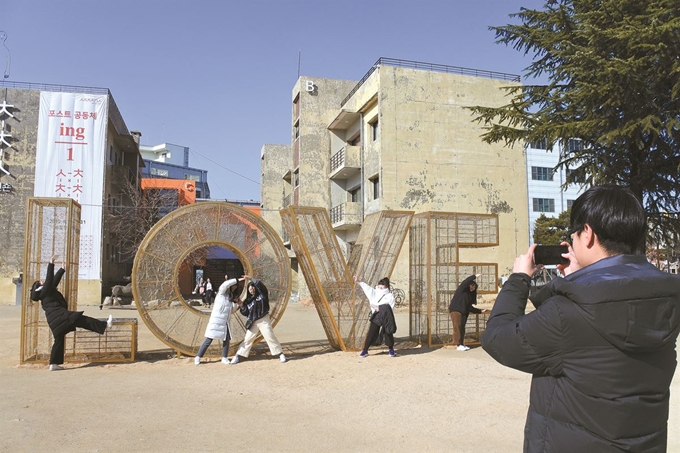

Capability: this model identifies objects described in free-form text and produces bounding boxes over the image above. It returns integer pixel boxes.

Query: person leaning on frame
[482,185,680,452]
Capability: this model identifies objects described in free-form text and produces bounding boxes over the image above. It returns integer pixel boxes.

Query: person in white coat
[195,275,245,365]
[354,275,397,358]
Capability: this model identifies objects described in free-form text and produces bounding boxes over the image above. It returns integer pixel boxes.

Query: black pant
[50,315,107,365]
[197,334,230,358]
[362,321,394,352]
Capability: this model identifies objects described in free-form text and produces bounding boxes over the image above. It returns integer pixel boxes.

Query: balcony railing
[329,145,360,179]
[330,202,362,230]
[330,148,346,173]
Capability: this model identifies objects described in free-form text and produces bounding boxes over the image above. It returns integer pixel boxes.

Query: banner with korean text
[35,92,108,280]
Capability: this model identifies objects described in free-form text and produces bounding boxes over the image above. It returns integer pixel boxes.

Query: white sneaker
[230,355,240,365]
[221,357,230,365]
[456,345,470,351]
[49,364,64,371]
[106,315,113,329]
[279,353,287,363]
[194,356,201,366]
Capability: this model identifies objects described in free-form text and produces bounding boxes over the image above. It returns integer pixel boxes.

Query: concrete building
[139,142,210,199]
[0,81,142,305]
[261,58,531,298]
[526,139,585,242]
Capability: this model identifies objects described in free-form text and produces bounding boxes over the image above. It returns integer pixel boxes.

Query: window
[110,197,119,215]
[150,167,169,177]
[566,199,575,210]
[531,166,553,181]
[348,133,361,146]
[184,174,200,181]
[369,118,379,141]
[566,169,585,184]
[349,186,361,202]
[533,198,555,213]
[369,175,380,200]
[567,139,582,153]
[293,169,299,187]
[293,95,300,119]
[530,139,548,150]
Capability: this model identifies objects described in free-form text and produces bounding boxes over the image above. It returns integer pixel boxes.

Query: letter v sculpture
[280,206,413,351]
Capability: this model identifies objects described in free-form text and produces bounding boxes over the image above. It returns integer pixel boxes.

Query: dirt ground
[1,302,679,453]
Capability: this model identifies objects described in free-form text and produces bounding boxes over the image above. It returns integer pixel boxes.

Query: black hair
[569,185,646,255]
[229,281,241,297]
[30,280,42,301]
[378,277,390,288]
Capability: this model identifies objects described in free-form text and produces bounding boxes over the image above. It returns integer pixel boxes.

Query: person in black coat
[482,186,680,452]
[30,256,113,371]
[448,275,487,351]
[229,275,286,364]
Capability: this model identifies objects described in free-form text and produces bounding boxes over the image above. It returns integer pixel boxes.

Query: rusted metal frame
[281,206,345,350]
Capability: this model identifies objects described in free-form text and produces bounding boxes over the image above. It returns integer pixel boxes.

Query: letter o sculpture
[131,202,291,357]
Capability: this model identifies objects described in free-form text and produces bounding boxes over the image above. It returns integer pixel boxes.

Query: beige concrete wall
[0,86,139,305]
[294,77,357,211]
[260,143,291,238]
[78,279,103,306]
[264,67,529,299]
[292,78,357,299]
[0,279,19,305]
[0,88,40,305]
[376,66,529,287]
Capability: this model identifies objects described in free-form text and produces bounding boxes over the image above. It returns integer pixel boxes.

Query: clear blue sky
[0,0,545,201]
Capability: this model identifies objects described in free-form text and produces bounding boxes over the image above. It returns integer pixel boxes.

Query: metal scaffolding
[21,197,137,364]
[21,197,81,363]
[132,202,291,357]
[409,212,499,347]
[280,206,413,351]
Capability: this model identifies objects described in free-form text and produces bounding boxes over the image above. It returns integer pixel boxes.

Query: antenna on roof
[0,31,10,79]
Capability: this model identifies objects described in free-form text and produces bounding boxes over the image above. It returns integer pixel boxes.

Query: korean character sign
[35,92,109,280]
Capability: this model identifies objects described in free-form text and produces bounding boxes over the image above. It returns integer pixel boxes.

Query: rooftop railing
[340,57,521,107]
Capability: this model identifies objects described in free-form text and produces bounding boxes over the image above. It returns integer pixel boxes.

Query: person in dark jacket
[202,278,214,307]
[448,274,487,351]
[482,185,680,452]
[230,275,286,364]
[30,256,113,371]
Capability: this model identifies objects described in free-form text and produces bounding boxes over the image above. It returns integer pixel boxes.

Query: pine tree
[470,0,680,244]
[533,210,571,245]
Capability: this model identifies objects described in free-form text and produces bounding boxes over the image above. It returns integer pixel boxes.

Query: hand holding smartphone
[533,245,569,265]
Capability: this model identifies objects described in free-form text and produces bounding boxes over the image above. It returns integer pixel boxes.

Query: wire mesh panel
[280,206,413,351]
[409,212,499,347]
[132,202,291,357]
[21,197,81,364]
[65,318,138,362]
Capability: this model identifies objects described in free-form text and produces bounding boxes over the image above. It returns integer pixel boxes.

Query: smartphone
[533,245,569,265]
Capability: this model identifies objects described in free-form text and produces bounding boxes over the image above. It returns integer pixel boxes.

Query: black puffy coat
[448,274,481,315]
[482,254,680,452]
[34,263,84,337]
[239,278,270,330]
